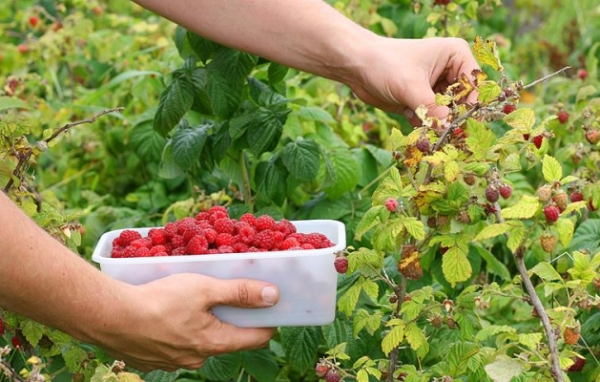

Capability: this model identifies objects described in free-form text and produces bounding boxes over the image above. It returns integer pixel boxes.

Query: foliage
[2,0,600,382]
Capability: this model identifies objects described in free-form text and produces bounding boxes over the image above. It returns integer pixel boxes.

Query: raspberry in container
[92,216,346,328]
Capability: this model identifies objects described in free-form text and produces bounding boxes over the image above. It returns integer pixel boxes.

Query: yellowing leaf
[506,222,526,253]
[405,322,427,353]
[542,155,563,183]
[503,108,535,131]
[442,246,472,287]
[402,216,426,240]
[478,80,502,104]
[381,321,405,356]
[444,160,460,181]
[436,93,452,106]
[390,128,406,150]
[501,195,540,219]
[474,223,511,241]
[474,36,503,71]
[556,218,575,246]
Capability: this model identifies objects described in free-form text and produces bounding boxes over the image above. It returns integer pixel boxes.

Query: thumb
[403,80,450,123]
[204,278,280,309]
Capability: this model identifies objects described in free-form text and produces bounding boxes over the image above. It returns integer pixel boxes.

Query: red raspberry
[148,228,167,245]
[503,103,516,114]
[253,230,275,250]
[12,336,22,349]
[499,185,512,199]
[557,110,569,124]
[415,137,430,153]
[164,222,178,238]
[246,247,261,252]
[301,243,315,250]
[111,248,125,258]
[570,191,584,202]
[255,215,275,231]
[235,222,256,244]
[578,68,588,80]
[207,248,220,254]
[213,218,235,234]
[279,237,300,250]
[315,363,330,378]
[271,231,285,247]
[240,213,257,226]
[303,233,331,249]
[135,247,152,257]
[177,217,197,235]
[29,16,39,27]
[334,257,348,274]
[150,245,167,256]
[543,205,560,223]
[172,247,186,256]
[274,219,296,236]
[586,129,599,144]
[208,205,229,216]
[197,220,212,229]
[233,242,250,253]
[130,238,152,249]
[453,127,466,139]
[170,235,185,249]
[215,233,235,248]
[0,318,4,335]
[182,225,205,244]
[219,246,234,253]
[533,135,544,149]
[204,228,218,244]
[186,235,209,254]
[385,198,398,212]
[195,211,210,221]
[115,230,142,246]
[569,356,586,372]
[485,185,500,203]
[153,251,168,257]
[122,246,137,258]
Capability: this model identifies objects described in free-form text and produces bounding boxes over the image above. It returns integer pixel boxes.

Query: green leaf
[0,96,29,111]
[142,371,180,382]
[282,139,320,182]
[518,333,543,350]
[465,118,496,160]
[255,157,288,206]
[296,106,335,123]
[153,75,195,136]
[210,47,258,84]
[382,320,405,356]
[503,108,535,131]
[323,319,352,349]
[247,107,287,156]
[542,155,563,183]
[91,365,118,382]
[442,246,472,287]
[130,121,167,162]
[404,322,427,355]
[268,62,289,84]
[63,346,88,373]
[158,142,184,179]
[322,149,360,199]
[501,195,540,219]
[228,112,258,140]
[447,342,480,377]
[355,205,389,240]
[187,31,217,63]
[241,349,279,382]
[206,68,243,119]
[402,216,425,241]
[171,123,210,169]
[484,355,524,382]
[474,246,511,280]
[556,218,575,247]
[198,354,242,381]
[280,326,320,371]
[474,223,511,241]
[530,262,562,282]
[568,219,600,253]
[20,320,44,347]
[477,81,502,104]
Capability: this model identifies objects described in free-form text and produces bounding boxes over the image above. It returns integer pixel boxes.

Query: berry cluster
[111,206,334,258]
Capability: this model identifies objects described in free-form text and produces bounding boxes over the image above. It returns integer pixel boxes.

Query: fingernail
[261,286,277,306]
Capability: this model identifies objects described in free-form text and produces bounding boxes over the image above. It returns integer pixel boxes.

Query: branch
[514,246,563,382]
[522,67,572,91]
[0,360,26,382]
[387,276,407,382]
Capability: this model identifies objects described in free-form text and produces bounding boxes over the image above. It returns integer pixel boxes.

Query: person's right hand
[93,274,279,372]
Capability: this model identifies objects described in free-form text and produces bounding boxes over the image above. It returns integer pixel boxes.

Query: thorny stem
[0,360,26,382]
[387,276,407,382]
[514,246,563,382]
[4,107,124,193]
[522,67,572,91]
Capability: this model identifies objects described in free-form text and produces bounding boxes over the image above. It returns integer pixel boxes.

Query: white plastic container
[92,220,345,328]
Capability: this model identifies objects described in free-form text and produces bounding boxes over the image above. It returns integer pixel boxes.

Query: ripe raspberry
[540,233,557,253]
[585,129,599,144]
[213,218,235,234]
[274,219,296,236]
[522,133,530,141]
[568,356,586,372]
[195,211,210,221]
[148,228,168,245]
[324,369,341,382]
[208,206,229,223]
[537,185,552,202]
[121,246,137,258]
[485,185,500,203]
[150,245,167,256]
[334,257,348,274]
[279,237,300,250]
[271,230,285,247]
[303,233,332,249]
[552,192,568,211]
[215,233,235,248]
[186,235,209,254]
[172,247,186,256]
[453,127,466,139]
[164,222,178,238]
[301,243,315,249]
[557,110,569,124]
[29,16,39,27]
[433,0,451,5]
[503,103,516,114]
[235,223,256,244]
[240,213,257,226]
[233,242,250,253]
[499,185,512,199]
[563,326,580,345]
[543,205,561,223]
[115,230,142,246]
[246,247,261,252]
[176,217,197,235]
[12,336,22,349]
[130,238,152,249]
[532,135,544,149]
[570,191,584,202]
[0,318,4,335]
[315,362,330,378]
[207,248,220,254]
[416,137,430,153]
[135,247,152,257]
[111,247,124,258]
[385,198,398,212]
[483,203,497,216]
[170,235,185,249]
[255,215,275,231]
[153,251,168,257]
[253,230,275,250]
[578,69,588,81]
[218,246,234,253]
[182,225,205,244]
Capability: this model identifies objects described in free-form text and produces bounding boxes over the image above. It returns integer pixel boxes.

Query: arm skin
[0,191,279,371]
[133,0,481,122]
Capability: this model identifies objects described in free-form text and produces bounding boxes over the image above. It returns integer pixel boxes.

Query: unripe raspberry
[334,257,348,274]
[463,174,476,186]
[385,198,398,212]
[315,363,330,378]
[485,185,500,203]
[563,326,580,345]
[499,184,512,199]
[552,192,568,211]
[457,210,471,224]
[416,137,430,153]
[585,129,599,144]
[543,205,560,223]
[537,185,552,202]
[540,233,557,253]
[557,110,569,124]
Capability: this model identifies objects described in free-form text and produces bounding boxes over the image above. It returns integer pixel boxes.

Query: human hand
[95,274,279,372]
[345,37,480,124]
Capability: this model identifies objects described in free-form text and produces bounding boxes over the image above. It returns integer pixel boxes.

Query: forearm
[0,191,132,343]
[132,0,376,84]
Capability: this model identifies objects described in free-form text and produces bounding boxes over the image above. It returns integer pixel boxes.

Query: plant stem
[387,276,407,382]
[514,246,563,382]
[0,360,26,382]
[522,67,571,91]
[239,150,253,213]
